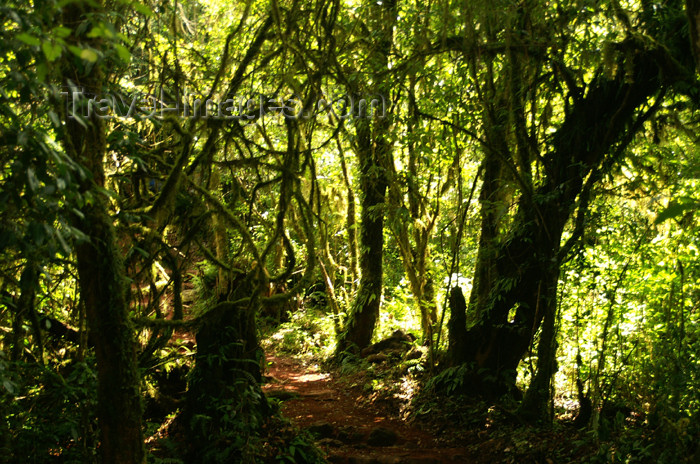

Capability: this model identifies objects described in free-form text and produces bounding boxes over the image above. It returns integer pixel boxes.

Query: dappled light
[1,0,699,462]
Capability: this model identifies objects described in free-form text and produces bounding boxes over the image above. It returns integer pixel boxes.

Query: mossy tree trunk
[11,262,42,364]
[181,298,268,463]
[335,121,390,354]
[450,46,680,422]
[688,0,700,70]
[337,137,359,294]
[335,0,397,356]
[387,83,442,345]
[59,1,144,461]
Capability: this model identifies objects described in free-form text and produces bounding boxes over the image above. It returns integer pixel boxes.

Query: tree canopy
[1,0,698,462]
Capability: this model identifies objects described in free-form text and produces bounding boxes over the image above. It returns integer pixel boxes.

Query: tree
[57,1,145,461]
[335,0,398,355]
[443,0,698,422]
[1,0,698,460]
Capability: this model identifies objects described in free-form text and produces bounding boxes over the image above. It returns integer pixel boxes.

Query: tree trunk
[687,0,700,70]
[11,263,42,363]
[447,287,468,367]
[389,73,440,346]
[181,298,268,463]
[466,145,510,326]
[337,136,359,293]
[335,140,388,354]
[453,46,672,409]
[396,241,438,345]
[335,0,396,356]
[73,202,145,463]
[418,273,438,345]
[517,279,559,422]
[60,2,144,461]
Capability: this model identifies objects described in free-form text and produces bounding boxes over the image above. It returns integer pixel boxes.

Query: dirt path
[263,356,471,464]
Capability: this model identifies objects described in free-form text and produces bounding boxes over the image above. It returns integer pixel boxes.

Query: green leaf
[68,45,81,56]
[87,26,103,38]
[132,1,153,16]
[72,113,88,130]
[80,48,99,62]
[29,222,47,245]
[17,32,41,46]
[68,46,99,63]
[36,63,48,82]
[48,110,61,128]
[655,199,699,224]
[42,40,62,62]
[114,43,131,62]
[71,208,85,220]
[52,26,72,38]
[55,229,72,256]
[67,225,89,243]
[17,131,28,146]
[2,379,17,395]
[96,186,118,198]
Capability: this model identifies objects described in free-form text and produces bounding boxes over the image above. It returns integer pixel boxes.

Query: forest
[0,0,699,462]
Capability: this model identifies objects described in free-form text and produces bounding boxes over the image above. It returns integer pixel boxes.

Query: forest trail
[263,355,471,464]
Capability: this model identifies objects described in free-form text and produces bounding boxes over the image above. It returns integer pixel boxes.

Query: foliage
[271,429,326,464]
[0,0,698,460]
[264,306,338,360]
[2,357,98,463]
[376,276,422,341]
[554,141,700,460]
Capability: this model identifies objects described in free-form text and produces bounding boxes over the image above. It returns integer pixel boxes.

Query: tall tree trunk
[687,0,700,70]
[387,74,442,346]
[335,0,397,356]
[11,263,42,363]
[447,287,469,367]
[517,278,559,422]
[335,127,389,353]
[337,136,359,293]
[453,46,673,414]
[418,272,438,345]
[182,299,268,463]
[392,226,438,345]
[72,200,144,463]
[465,145,510,326]
[60,2,144,461]
[209,168,230,297]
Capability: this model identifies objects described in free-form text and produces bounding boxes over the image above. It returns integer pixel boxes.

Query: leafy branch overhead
[0,0,698,462]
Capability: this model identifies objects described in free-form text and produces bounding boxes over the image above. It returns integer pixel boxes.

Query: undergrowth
[262,306,338,362]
